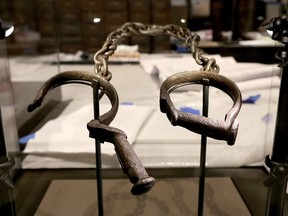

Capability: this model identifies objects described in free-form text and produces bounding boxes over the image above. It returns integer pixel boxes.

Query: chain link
[94,22,219,79]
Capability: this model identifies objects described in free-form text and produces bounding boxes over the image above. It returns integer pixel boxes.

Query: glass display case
[0,30,19,215]
[1,0,288,215]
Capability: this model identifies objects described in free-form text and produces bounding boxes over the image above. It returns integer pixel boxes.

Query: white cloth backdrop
[10,54,280,169]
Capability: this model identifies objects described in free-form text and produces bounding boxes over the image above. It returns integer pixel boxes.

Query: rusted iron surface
[27,70,117,126]
[160,70,242,145]
[87,120,155,195]
[27,70,155,195]
[94,22,219,78]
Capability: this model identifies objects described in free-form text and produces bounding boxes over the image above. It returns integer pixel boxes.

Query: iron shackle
[27,70,155,195]
[87,120,155,195]
[27,70,117,126]
[160,70,242,145]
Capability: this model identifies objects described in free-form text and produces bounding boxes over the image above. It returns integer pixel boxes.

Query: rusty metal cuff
[160,71,242,145]
[27,70,119,126]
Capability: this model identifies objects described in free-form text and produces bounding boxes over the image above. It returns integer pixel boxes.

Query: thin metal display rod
[264,13,288,215]
[92,80,104,216]
[0,109,8,165]
[198,79,209,216]
[265,68,288,216]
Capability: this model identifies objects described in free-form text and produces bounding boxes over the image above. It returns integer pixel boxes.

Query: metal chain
[94,22,219,79]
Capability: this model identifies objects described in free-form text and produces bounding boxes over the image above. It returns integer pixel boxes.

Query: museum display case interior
[1,0,288,215]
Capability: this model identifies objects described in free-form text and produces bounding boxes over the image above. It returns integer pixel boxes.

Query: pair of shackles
[28,22,242,195]
[93,22,241,146]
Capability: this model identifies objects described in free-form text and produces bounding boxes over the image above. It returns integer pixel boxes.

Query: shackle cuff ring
[160,70,242,145]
